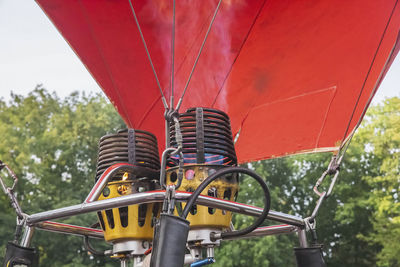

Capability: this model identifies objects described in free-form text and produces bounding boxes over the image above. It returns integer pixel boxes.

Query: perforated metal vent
[96,129,160,180]
[168,107,237,166]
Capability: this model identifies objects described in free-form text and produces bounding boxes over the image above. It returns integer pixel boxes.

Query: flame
[122,172,129,181]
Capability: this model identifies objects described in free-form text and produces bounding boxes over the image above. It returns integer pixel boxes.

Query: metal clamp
[172,115,184,189]
[313,155,340,198]
[163,185,177,215]
[306,155,341,228]
[0,161,25,220]
[161,109,184,189]
[160,147,184,189]
[304,216,316,232]
[0,160,18,192]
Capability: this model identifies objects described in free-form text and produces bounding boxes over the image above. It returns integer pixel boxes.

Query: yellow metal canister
[97,180,157,242]
[166,165,238,229]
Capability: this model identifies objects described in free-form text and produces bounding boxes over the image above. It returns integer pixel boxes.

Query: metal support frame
[86,163,140,203]
[26,190,306,251]
[33,222,305,253]
[3,161,312,256]
[20,226,35,247]
[297,229,308,248]
[220,224,298,241]
[35,221,104,239]
[0,161,25,221]
[33,223,302,267]
[27,191,304,227]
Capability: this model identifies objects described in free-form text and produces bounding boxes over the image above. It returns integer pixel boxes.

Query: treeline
[0,87,399,266]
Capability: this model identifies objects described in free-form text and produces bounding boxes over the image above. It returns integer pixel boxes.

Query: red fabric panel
[36,0,400,163]
[237,87,338,160]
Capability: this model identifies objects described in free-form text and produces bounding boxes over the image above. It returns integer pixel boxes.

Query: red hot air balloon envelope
[36,0,400,163]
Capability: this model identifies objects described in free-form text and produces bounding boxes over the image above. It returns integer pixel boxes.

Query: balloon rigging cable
[175,0,223,112]
[170,0,176,108]
[128,0,223,113]
[128,0,169,110]
[337,0,398,164]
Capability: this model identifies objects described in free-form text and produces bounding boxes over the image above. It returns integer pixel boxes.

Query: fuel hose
[181,166,271,240]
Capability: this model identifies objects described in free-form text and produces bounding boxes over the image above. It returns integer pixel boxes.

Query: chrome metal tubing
[85,163,134,203]
[309,191,327,221]
[28,191,166,225]
[159,147,180,189]
[35,222,299,243]
[220,224,298,241]
[35,221,104,239]
[27,191,304,227]
[187,193,304,227]
[20,226,35,247]
[298,228,308,248]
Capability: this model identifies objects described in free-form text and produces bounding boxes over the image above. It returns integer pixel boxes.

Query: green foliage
[0,86,124,266]
[0,87,398,266]
[215,98,400,266]
[355,98,400,267]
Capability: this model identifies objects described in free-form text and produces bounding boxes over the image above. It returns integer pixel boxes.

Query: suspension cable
[128,0,169,109]
[338,0,398,161]
[175,0,223,111]
[337,35,399,167]
[170,0,176,108]
[308,33,397,221]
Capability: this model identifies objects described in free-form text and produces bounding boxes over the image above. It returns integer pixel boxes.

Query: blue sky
[0,0,399,103]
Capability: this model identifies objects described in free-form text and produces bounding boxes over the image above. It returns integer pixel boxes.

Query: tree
[214,158,301,267]
[1,86,398,266]
[215,98,400,266]
[355,98,400,267]
[0,86,125,266]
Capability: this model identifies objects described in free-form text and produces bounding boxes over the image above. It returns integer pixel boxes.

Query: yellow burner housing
[97,180,157,242]
[166,165,239,229]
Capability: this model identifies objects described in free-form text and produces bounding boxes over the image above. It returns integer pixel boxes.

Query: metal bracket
[196,108,205,163]
[163,185,177,215]
[161,107,185,191]
[313,155,340,198]
[304,154,341,244]
[127,128,136,166]
[0,161,25,221]
[0,160,19,192]
[159,147,183,189]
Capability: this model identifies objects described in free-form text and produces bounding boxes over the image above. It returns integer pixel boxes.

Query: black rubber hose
[83,236,105,257]
[82,222,106,257]
[181,166,271,239]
